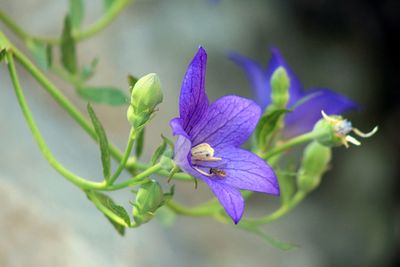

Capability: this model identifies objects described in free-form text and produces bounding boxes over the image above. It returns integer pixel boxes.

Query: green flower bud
[312,111,378,148]
[297,141,331,193]
[127,73,163,130]
[132,180,164,225]
[270,67,290,109]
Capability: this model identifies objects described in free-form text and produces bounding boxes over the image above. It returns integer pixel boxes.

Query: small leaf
[60,16,77,74]
[255,108,289,148]
[127,74,139,93]
[81,57,99,81]
[79,87,129,106]
[26,40,50,70]
[239,224,297,250]
[87,104,111,181]
[150,136,167,165]
[0,49,6,62]
[86,191,131,235]
[69,0,84,29]
[46,44,53,68]
[135,128,145,158]
[103,0,116,12]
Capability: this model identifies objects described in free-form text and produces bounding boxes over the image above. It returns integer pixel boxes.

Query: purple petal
[204,179,244,224]
[284,88,358,138]
[170,118,192,172]
[216,147,279,195]
[266,48,304,105]
[229,52,270,108]
[189,95,261,148]
[180,47,209,132]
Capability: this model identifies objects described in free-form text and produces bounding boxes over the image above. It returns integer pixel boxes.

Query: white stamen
[352,126,378,138]
[346,135,361,146]
[193,167,212,177]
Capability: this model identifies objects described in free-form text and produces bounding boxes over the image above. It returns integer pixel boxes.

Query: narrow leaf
[87,104,111,181]
[26,40,50,70]
[69,0,84,29]
[240,224,297,250]
[79,87,129,106]
[60,16,77,74]
[46,44,52,68]
[150,136,167,165]
[255,108,289,147]
[80,57,99,81]
[135,129,145,158]
[127,74,139,94]
[87,191,131,235]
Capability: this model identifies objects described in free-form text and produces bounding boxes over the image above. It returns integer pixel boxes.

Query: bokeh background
[1,0,399,266]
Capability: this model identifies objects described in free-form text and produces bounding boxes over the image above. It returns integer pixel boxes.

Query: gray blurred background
[0,0,399,266]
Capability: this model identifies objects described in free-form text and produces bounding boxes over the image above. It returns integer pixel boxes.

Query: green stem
[263,131,322,160]
[107,164,162,191]
[0,10,30,42]
[11,46,124,162]
[6,52,106,190]
[108,128,136,185]
[0,0,132,45]
[241,191,307,226]
[131,161,193,181]
[166,199,222,217]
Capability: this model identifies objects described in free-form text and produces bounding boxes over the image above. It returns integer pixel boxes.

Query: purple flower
[230,48,358,138]
[170,47,279,224]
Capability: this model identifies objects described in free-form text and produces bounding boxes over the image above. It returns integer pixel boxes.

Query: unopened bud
[132,180,164,225]
[297,141,331,192]
[270,67,290,109]
[127,73,163,130]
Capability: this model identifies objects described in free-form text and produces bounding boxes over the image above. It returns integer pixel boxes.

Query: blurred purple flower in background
[230,48,358,138]
[170,47,279,224]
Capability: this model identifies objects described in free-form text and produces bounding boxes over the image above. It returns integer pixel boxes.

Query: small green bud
[270,67,290,109]
[312,111,378,148]
[127,73,163,130]
[297,141,331,193]
[132,180,164,225]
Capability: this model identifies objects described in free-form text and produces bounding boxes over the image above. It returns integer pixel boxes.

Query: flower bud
[270,67,290,109]
[297,141,331,193]
[132,180,164,225]
[312,111,378,148]
[127,73,163,130]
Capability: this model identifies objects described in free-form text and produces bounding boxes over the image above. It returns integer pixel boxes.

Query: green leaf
[69,0,84,29]
[135,129,145,158]
[60,16,77,74]
[240,224,297,251]
[79,87,129,106]
[80,57,99,81]
[26,40,51,70]
[150,136,168,165]
[87,104,111,181]
[255,108,289,148]
[86,191,131,235]
[103,0,116,12]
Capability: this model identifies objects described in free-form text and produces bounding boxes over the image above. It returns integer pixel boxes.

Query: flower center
[190,143,225,178]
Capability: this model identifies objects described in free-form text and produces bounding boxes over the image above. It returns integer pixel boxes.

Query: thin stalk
[0,0,132,45]
[6,52,105,190]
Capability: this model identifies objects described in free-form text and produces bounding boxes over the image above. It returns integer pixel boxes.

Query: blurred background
[0,0,399,266]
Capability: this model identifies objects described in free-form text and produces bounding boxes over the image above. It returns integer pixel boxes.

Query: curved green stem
[108,128,136,185]
[107,164,162,191]
[6,52,105,190]
[0,0,132,45]
[11,46,125,162]
[131,161,193,181]
[166,199,222,217]
[263,132,322,160]
[241,191,307,226]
